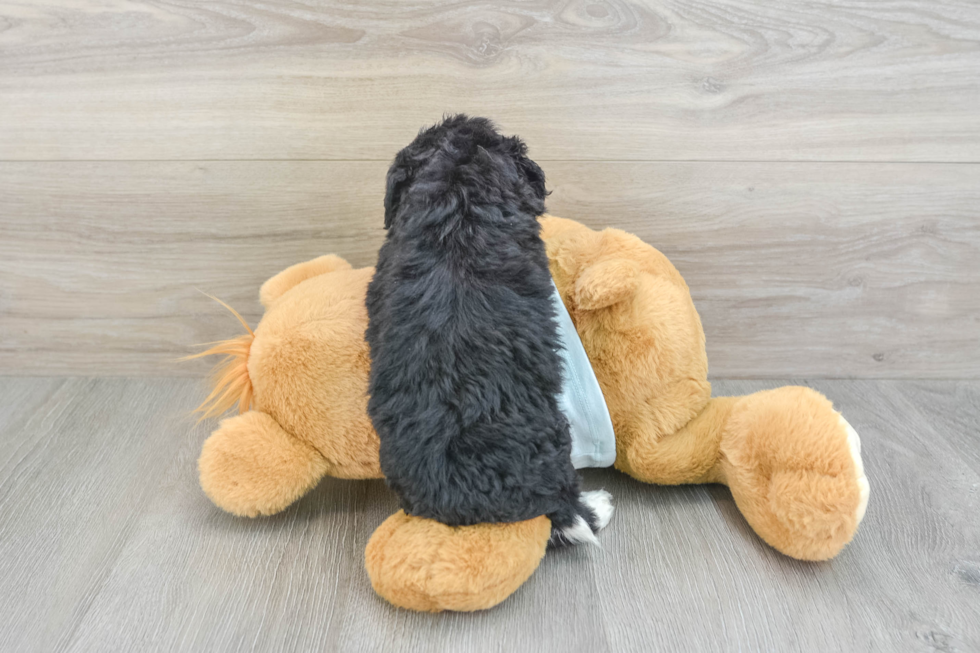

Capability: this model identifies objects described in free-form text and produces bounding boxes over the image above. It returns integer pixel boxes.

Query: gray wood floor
[1,377,977,652]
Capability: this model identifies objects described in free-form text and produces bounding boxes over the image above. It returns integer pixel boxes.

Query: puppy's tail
[549,490,614,547]
[181,294,255,421]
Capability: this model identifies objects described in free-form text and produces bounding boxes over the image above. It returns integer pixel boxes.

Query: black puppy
[365,115,611,545]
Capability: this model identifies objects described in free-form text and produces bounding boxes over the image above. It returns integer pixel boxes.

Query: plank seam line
[1,159,979,165]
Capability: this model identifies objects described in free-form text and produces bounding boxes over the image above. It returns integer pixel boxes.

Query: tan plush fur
[192,215,869,610]
[718,387,864,561]
[541,216,866,562]
[365,512,551,612]
[199,410,329,517]
[193,262,383,519]
[259,254,352,308]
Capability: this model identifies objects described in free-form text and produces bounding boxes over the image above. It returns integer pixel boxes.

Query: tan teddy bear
[191,216,869,612]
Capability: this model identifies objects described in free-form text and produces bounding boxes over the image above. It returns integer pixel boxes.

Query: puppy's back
[366,115,609,543]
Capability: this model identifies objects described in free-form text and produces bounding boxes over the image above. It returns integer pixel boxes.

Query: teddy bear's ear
[259,254,352,308]
[572,258,641,311]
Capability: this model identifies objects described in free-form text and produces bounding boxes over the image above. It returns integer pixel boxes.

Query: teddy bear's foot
[365,511,551,612]
[199,411,330,517]
[719,386,870,561]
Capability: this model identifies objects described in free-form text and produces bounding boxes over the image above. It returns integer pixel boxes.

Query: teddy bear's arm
[259,255,352,308]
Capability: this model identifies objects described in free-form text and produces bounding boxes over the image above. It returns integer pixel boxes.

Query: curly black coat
[365,115,600,544]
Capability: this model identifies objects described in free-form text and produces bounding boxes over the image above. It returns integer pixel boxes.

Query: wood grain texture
[2,161,977,377]
[0,0,979,161]
[0,378,194,653]
[0,378,977,652]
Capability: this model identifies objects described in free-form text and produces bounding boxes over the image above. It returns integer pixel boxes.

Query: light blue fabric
[550,281,617,469]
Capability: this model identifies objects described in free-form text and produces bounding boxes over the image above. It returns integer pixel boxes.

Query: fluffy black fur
[365,115,600,544]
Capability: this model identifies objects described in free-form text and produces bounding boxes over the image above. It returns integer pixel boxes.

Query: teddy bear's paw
[765,413,869,560]
[766,468,861,560]
[721,386,870,561]
[365,511,552,612]
[199,411,329,517]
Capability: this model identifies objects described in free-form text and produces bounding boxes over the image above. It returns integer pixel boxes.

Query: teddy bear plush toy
[191,215,870,612]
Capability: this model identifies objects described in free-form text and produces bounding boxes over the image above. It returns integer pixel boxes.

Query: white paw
[839,415,870,525]
[550,490,614,547]
[556,515,600,547]
[581,489,614,531]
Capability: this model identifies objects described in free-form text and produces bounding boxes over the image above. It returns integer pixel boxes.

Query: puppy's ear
[518,156,547,202]
[384,164,410,230]
[505,136,547,203]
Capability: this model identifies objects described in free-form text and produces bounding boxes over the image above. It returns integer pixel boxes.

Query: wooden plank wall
[1,0,978,377]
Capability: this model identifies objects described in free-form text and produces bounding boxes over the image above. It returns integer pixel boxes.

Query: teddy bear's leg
[259,254,353,308]
[364,511,552,612]
[714,386,870,561]
[199,410,330,517]
[615,394,735,486]
[618,386,869,561]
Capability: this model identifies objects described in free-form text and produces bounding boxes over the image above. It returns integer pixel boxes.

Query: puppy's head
[384,115,547,230]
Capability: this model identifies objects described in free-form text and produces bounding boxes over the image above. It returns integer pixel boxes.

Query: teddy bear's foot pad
[365,511,551,612]
[840,415,871,526]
